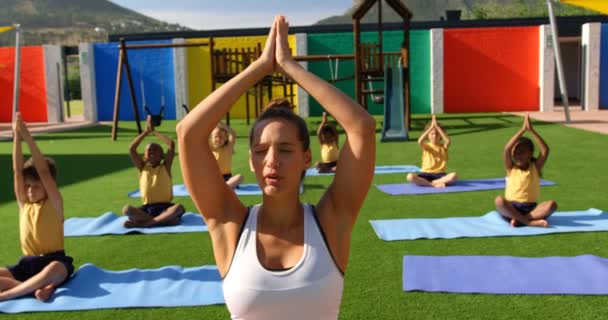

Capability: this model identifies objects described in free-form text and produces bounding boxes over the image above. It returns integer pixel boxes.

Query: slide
[381,65,408,142]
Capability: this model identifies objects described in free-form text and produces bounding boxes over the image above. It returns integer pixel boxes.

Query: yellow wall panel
[185,35,298,119]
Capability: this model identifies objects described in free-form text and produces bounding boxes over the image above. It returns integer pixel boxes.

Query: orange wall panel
[444,27,539,113]
[0,46,47,123]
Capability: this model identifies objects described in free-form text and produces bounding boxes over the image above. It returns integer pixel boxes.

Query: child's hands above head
[13,112,22,133]
[322,112,327,122]
[145,115,154,133]
[14,112,30,136]
[522,113,530,131]
[524,113,533,131]
[431,114,437,127]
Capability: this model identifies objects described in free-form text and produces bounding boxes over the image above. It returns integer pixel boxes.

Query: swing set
[111,39,210,140]
[137,54,165,128]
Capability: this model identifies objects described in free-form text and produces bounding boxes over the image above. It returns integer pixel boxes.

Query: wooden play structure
[352,0,412,130]
[111,0,412,138]
[210,39,296,125]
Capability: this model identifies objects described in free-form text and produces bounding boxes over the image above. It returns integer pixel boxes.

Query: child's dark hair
[319,124,338,145]
[144,143,164,161]
[22,157,57,181]
[249,98,310,151]
[512,137,541,174]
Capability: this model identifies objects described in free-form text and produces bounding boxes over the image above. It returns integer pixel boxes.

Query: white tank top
[222,204,344,320]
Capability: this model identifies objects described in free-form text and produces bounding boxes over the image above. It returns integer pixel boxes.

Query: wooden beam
[119,42,210,50]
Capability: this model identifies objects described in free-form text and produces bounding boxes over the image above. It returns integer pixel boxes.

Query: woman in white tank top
[177,15,376,319]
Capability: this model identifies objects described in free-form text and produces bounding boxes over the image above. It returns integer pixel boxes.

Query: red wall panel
[444,27,539,113]
[0,46,47,122]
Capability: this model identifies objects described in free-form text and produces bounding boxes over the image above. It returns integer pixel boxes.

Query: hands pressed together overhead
[258,15,295,76]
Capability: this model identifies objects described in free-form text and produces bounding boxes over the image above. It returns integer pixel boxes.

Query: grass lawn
[1,113,607,319]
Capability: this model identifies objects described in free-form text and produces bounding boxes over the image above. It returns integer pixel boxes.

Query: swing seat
[151,114,163,127]
[145,106,165,127]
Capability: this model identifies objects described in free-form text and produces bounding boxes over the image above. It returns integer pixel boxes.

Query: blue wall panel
[94,40,176,121]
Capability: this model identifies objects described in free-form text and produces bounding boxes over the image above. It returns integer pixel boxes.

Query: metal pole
[12,24,21,121]
[547,0,571,123]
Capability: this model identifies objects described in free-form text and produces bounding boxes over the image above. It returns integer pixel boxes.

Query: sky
[109,0,354,30]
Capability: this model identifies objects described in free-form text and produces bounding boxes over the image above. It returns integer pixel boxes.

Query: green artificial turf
[1,113,607,319]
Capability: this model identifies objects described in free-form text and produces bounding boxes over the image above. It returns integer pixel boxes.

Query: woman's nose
[265,148,280,168]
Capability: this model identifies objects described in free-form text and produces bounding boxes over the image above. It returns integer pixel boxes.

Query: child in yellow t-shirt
[315,112,339,173]
[210,123,243,188]
[407,115,458,188]
[495,114,557,228]
[0,113,74,302]
[123,116,185,228]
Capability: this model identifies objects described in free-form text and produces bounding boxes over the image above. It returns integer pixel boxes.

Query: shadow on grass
[31,125,169,142]
[302,183,327,191]
[0,153,132,206]
[407,114,555,138]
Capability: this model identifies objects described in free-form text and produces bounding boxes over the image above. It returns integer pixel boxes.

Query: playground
[2,0,608,318]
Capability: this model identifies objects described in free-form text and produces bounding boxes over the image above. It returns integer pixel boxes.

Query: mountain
[0,0,187,46]
[316,0,597,24]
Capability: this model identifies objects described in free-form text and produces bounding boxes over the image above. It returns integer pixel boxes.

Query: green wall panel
[307,30,431,116]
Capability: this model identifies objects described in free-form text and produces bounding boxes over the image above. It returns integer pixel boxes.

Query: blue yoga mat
[64,212,208,237]
[370,208,608,241]
[0,263,223,313]
[403,254,608,295]
[376,178,556,195]
[305,165,420,176]
[129,183,302,197]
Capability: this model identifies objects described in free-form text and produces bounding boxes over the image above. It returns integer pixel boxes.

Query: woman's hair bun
[264,98,295,112]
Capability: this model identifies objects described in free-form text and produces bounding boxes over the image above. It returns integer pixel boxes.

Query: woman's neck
[259,195,303,230]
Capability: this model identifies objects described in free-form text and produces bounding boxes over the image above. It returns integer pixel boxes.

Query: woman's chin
[263,184,281,196]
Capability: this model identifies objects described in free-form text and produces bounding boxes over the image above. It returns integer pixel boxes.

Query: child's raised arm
[503,114,528,172]
[417,119,435,149]
[433,115,451,148]
[129,116,153,171]
[150,119,176,171]
[226,125,237,149]
[317,112,329,144]
[12,115,26,209]
[526,116,549,171]
[17,116,63,220]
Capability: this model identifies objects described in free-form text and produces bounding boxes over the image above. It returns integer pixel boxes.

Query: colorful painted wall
[0,46,48,122]
[443,26,540,113]
[600,23,608,109]
[185,35,298,118]
[93,40,176,121]
[306,30,431,116]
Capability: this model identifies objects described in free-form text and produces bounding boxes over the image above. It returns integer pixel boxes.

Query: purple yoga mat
[403,255,608,295]
[378,178,556,195]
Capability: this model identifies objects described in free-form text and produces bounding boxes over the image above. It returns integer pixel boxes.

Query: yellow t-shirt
[320,142,339,163]
[20,200,64,256]
[212,145,233,175]
[421,143,448,173]
[139,163,173,204]
[505,164,540,203]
